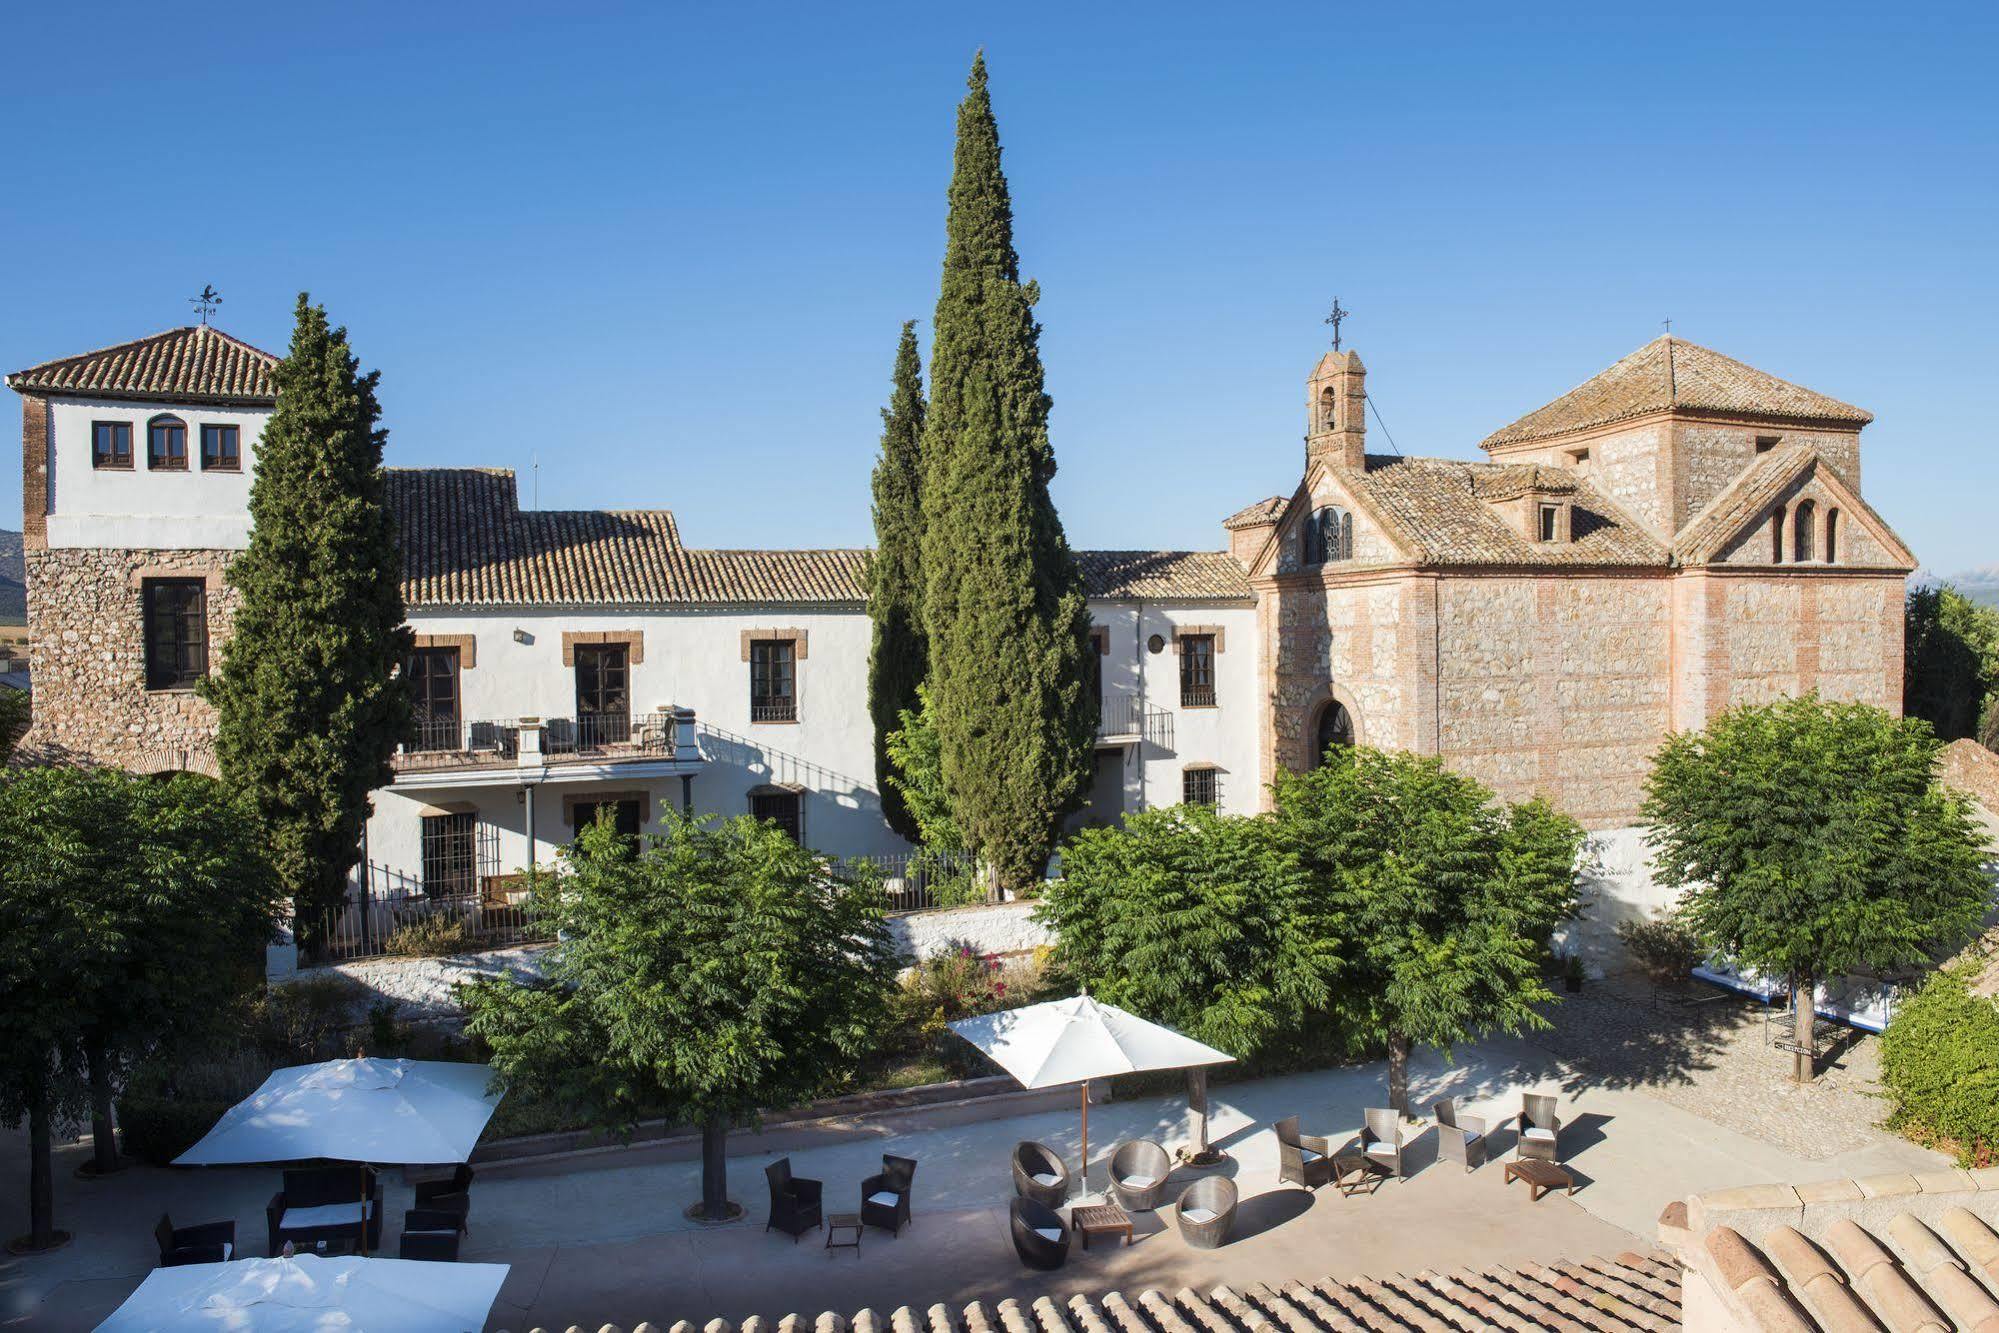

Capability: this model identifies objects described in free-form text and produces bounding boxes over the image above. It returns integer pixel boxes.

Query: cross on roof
[1324,298,1350,352]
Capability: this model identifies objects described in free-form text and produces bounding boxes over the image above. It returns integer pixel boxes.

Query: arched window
[1793,500,1816,563]
[1319,387,1338,433]
[147,414,187,470]
[1771,504,1785,564]
[1305,506,1351,565]
[1312,700,1354,767]
[1824,508,1840,564]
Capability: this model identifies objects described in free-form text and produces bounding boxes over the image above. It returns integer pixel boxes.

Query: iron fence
[543,710,676,758]
[301,832,549,965]
[843,850,997,914]
[1096,695,1175,747]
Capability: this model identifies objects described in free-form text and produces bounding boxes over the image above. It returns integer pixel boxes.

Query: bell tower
[1306,348,1366,473]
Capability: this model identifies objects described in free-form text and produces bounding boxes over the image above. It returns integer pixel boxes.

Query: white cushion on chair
[1033,1226,1063,1243]
[1365,1144,1397,1161]
[280,1200,375,1231]
[1120,1173,1158,1189]
[1298,1147,1324,1163]
[1030,1172,1060,1187]
[1462,1130,1481,1144]
[867,1191,900,1208]
[1523,1127,1556,1143]
[1181,1207,1217,1225]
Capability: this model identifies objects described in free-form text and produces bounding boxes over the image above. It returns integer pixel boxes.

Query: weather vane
[189,285,222,325]
[1324,298,1350,352]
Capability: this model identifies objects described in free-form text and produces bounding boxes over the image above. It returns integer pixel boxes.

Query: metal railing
[751,699,798,723]
[843,850,997,914]
[393,711,678,771]
[1180,685,1217,708]
[302,852,550,966]
[1095,696,1175,747]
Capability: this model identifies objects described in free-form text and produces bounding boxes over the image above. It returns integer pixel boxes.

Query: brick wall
[20,546,239,773]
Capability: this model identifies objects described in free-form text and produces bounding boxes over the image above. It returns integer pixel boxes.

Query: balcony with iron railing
[1094,694,1174,748]
[393,707,696,776]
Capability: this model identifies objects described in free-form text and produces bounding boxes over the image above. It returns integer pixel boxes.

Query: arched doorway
[1311,699,1354,767]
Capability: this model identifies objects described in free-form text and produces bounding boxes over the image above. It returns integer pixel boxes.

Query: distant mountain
[0,530,21,624]
[1925,565,1999,609]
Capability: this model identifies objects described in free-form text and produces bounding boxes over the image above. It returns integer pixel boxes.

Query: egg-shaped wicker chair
[1012,1141,1070,1209]
[1009,1197,1070,1270]
[1108,1139,1173,1212]
[1174,1175,1238,1250]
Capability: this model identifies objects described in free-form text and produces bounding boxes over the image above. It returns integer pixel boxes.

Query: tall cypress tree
[207,294,412,944]
[868,321,928,843]
[920,55,1096,889]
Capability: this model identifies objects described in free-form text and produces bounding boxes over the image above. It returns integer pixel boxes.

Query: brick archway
[1297,686,1364,772]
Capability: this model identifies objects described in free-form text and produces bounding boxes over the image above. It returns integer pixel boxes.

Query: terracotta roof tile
[1338,455,1671,568]
[1225,496,1290,529]
[388,469,1248,607]
[5,325,277,403]
[1669,446,1914,568]
[1481,337,1872,449]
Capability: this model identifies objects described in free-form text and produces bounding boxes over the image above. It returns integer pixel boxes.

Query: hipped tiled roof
[1224,496,1290,530]
[1482,337,1872,449]
[1337,455,1671,568]
[387,469,1246,607]
[5,325,278,403]
[496,1250,1681,1333]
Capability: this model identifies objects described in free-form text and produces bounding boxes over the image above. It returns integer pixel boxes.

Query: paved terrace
[2,1001,1942,1332]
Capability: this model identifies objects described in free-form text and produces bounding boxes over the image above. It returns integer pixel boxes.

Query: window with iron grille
[407,647,461,751]
[420,811,478,899]
[1182,767,1219,807]
[750,789,802,841]
[750,639,797,722]
[142,578,207,690]
[200,423,240,471]
[147,415,187,470]
[570,798,642,845]
[1305,506,1351,564]
[574,643,631,745]
[1180,634,1216,707]
[92,421,133,469]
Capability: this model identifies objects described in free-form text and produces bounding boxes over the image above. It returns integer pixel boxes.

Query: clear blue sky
[4,2,1994,573]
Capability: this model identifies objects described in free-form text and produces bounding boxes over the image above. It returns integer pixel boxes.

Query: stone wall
[1942,738,1999,817]
[1672,570,1902,727]
[20,546,238,772]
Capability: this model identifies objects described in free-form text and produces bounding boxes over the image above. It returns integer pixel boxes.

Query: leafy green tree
[883,684,963,853]
[1904,583,1999,743]
[1039,805,1336,1063]
[0,689,29,762]
[1879,963,1999,1164]
[463,814,900,1219]
[1982,695,1999,754]
[1272,748,1584,1114]
[919,55,1095,891]
[207,294,411,941]
[1645,695,1991,1083]
[869,321,929,843]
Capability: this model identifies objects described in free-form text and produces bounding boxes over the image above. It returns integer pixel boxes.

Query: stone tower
[1305,349,1366,472]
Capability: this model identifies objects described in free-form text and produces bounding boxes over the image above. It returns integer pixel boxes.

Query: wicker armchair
[1518,1093,1562,1162]
[1274,1115,1333,1190]
[399,1229,459,1261]
[414,1164,475,1215]
[155,1213,234,1267]
[861,1154,916,1235]
[1174,1176,1238,1250]
[1108,1139,1173,1211]
[1012,1141,1070,1209]
[1358,1107,1403,1180]
[1008,1197,1070,1270]
[765,1157,824,1240]
[1433,1097,1487,1173]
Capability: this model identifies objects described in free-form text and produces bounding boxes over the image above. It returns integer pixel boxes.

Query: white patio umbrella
[95,1252,510,1331]
[176,1058,503,1252]
[949,994,1234,1191]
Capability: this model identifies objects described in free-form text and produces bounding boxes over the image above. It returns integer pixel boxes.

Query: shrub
[1880,964,1999,1166]
[119,1093,240,1165]
[382,913,470,958]
[250,973,365,1062]
[1617,912,1704,982]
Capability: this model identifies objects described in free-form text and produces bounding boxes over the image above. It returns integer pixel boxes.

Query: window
[750,639,797,722]
[1180,634,1216,707]
[1771,504,1785,564]
[92,421,133,469]
[1825,509,1840,564]
[407,647,461,751]
[142,578,207,689]
[147,415,187,470]
[1538,504,1560,543]
[1305,505,1352,565]
[1755,435,1780,454]
[1312,700,1354,767]
[1182,767,1219,807]
[1567,447,1590,471]
[570,798,641,845]
[420,811,479,898]
[199,424,240,471]
[574,643,631,745]
[1793,500,1817,563]
[1318,387,1338,433]
[750,788,802,841]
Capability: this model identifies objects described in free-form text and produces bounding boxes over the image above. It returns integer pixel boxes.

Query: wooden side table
[825,1212,862,1255]
[1069,1202,1134,1250]
[1504,1158,1575,1201]
[1332,1151,1388,1196]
